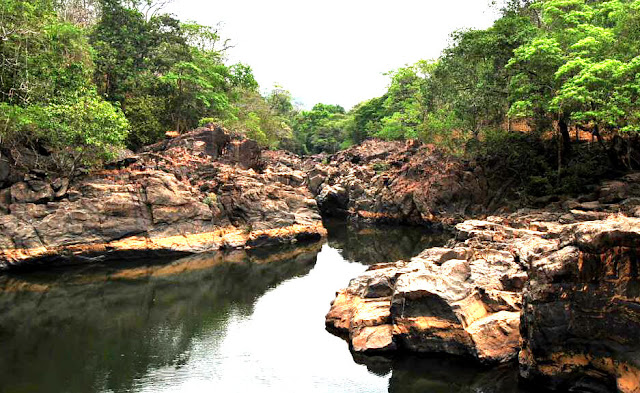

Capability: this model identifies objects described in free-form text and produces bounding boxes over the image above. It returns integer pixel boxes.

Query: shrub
[372,162,390,173]
[0,93,129,175]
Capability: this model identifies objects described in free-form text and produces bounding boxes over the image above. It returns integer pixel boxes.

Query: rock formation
[326,206,640,391]
[520,217,640,393]
[306,139,489,225]
[0,126,325,269]
[325,217,537,364]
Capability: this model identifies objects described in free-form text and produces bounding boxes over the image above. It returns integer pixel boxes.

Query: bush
[198,117,217,127]
[0,93,129,174]
[372,162,390,173]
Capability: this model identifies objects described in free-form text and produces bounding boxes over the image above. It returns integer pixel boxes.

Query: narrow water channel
[0,221,524,393]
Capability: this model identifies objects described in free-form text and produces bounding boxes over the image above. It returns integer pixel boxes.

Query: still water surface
[0,221,524,393]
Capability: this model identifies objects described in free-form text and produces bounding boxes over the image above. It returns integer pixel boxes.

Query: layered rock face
[520,217,640,393]
[307,140,489,225]
[326,208,640,387]
[0,126,325,269]
[326,217,544,364]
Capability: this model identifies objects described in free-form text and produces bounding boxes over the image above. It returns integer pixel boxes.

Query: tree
[293,104,350,154]
[0,0,129,173]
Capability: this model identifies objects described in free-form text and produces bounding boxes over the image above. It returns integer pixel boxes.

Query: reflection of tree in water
[352,353,528,393]
[324,219,453,265]
[0,242,321,393]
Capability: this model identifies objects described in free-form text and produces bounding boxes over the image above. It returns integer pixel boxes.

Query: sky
[166,0,500,110]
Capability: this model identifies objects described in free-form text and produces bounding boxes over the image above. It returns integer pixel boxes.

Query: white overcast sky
[166,0,499,110]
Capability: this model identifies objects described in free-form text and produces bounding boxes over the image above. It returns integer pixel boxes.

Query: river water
[0,221,525,393]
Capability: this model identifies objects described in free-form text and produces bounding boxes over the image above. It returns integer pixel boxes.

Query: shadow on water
[0,242,321,393]
[353,353,532,393]
[323,218,453,264]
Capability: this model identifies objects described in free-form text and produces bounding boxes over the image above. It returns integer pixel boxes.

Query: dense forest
[2,0,640,192]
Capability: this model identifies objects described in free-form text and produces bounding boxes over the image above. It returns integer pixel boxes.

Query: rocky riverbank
[2,127,639,391]
[0,126,325,269]
[325,176,640,391]
[307,139,489,225]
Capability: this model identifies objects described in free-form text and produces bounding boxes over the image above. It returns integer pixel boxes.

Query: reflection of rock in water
[0,241,322,393]
[324,219,452,264]
[353,353,526,393]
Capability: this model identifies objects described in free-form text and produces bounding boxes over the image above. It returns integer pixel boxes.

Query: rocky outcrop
[326,206,640,380]
[0,125,325,269]
[306,140,489,225]
[326,216,542,364]
[520,217,640,393]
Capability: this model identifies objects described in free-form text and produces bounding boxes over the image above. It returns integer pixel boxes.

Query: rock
[327,212,640,372]
[51,178,69,198]
[0,157,10,186]
[326,218,534,364]
[226,139,263,170]
[0,127,326,269]
[10,181,53,203]
[351,325,396,352]
[305,139,488,224]
[317,184,349,216]
[0,188,10,214]
[520,216,640,393]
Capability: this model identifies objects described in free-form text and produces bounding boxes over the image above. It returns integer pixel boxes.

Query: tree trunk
[558,117,571,157]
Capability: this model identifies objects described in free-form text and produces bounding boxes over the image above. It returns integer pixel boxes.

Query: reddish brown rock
[308,139,489,225]
[326,207,640,373]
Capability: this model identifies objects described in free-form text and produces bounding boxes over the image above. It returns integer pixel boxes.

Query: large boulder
[520,217,640,393]
[326,218,544,364]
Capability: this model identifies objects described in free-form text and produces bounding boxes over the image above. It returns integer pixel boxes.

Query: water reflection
[0,222,527,393]
[324,219,452,264]
[0,243,321,393]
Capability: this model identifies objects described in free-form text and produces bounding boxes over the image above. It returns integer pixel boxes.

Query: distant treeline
[295,0,640,159]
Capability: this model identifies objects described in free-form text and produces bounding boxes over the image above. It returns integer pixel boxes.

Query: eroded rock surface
[306,140,489,225]
[326,206,640,382]
[326,217,545,364]
[0,126,325,269]
[520,217,640,393]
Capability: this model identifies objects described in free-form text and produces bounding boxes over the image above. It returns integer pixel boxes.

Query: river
[0,220,525,393]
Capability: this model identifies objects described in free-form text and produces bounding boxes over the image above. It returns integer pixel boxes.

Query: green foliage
[292,103,350,154]
[371,162,390,173]
[0,0,128,174]
[89,0,271,146]
[198,117,216,127]
[507,0,640,141]
[221,88,294,149]
[1,94,129,172]
[0,0,94,105]
[202,193,217,207]
[124,94,165,148]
